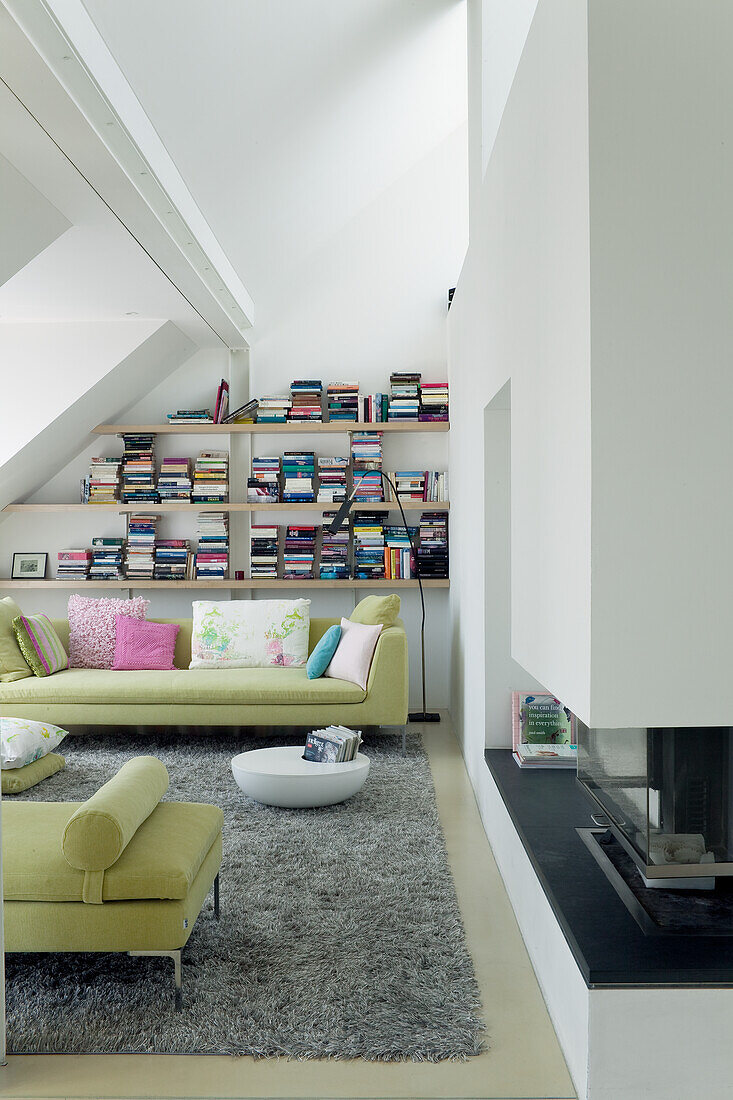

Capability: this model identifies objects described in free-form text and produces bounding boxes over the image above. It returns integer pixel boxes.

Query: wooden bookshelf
[2,501,449,514]
[0,578,449,590]
[94,422,449,435]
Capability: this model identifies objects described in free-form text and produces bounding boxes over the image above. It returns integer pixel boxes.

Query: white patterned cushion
[189,599,311,669]
[1,717,68,769]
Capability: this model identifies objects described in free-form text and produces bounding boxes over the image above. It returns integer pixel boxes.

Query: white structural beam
[0,0,254,346]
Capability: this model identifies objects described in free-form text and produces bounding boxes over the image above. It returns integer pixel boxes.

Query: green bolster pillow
[62,756,169,872]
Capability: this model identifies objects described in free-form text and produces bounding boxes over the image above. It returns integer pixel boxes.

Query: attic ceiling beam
[0,0,254,347]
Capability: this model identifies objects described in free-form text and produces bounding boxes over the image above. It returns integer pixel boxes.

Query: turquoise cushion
[306,625,341,680]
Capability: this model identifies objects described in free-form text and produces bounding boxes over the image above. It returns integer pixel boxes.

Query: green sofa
[0,616,409,730]
[2,755,222,1007]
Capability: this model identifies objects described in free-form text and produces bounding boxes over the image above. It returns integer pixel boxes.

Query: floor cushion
[1,753,65,794]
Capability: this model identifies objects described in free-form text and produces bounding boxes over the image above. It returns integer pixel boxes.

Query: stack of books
[352,511,387,580]
[57,548,92,580]
[248,456,281,503]
[320,512,350,579]
[120,434,158,504]
[388,371,421,422]
[85,456,121,504]
[351,432,384,502]
[417,512,449,578]
[195,512,229,579]
[326,382,359,422]
[166,409,213,424]
[192,451,229,504]
[282,451,315,503]
[89,537,124,580]
[256,395,291,423]
[283,525,317,579]
[317,456,349,503]
[419,381,449,422]
[154,539,191,581]
[250,524,279,579]
[288,380,323,422]
[384,524,415,580]
[357,393,389,422]
[387,470,427,503]
[124,515,158,580]
[157,456,192,502]
[303,725,362,763]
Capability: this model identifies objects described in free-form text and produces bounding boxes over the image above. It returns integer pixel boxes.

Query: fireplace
[577,726,733,883]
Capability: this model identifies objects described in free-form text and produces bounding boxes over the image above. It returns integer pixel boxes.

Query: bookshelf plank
[2,501,449,513]
[0,578,449,590]
[93,422,449,434]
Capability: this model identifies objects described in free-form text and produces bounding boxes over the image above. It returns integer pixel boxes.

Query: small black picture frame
[11,552,48,580]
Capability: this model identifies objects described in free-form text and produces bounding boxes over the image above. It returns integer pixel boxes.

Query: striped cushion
[12,614,69,677]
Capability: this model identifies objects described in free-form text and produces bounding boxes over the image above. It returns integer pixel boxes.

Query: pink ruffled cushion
[112,616,180,671]
[68,594,149,669]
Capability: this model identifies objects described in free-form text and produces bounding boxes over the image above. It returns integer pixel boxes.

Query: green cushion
[0,666,366,704]
[0,597,32,682]
[62,757,169,872]
[3,800,222,903]
[2,753,65,794]
[350,594,401,627]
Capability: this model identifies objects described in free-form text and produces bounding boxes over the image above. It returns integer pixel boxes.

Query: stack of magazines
[304,725,362,763]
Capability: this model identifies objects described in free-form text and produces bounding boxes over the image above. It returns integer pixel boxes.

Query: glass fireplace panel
[577,727,649,865]
[578,726,733,878]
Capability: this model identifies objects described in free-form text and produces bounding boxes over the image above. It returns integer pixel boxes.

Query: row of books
[84,446,230,505]
[249,514,446,581]
[246,376,449,424]
[56,511,228,581]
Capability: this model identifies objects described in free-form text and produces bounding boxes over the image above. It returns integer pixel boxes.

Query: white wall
[587,0,733,727]
[449,0,591,760]
[0,319,162,464]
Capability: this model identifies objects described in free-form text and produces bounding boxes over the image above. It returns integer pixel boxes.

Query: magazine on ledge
[511,691,577,769]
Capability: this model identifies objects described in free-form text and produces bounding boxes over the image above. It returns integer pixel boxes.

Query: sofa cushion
[3,801,223,902]
[0,666,366,705]
[63,757,170,872]
[350,594,401,627]
[0,597,32,682]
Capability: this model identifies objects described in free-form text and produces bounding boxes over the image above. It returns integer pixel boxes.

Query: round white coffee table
[231,746,370,808]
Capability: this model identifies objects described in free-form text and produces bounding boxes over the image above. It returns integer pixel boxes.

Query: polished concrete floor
[1,719,575,1100]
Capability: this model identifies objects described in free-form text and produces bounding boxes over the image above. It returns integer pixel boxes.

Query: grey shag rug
[5,731,485,1060]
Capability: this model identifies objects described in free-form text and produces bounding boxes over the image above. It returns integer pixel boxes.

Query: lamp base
[408,712,441,723]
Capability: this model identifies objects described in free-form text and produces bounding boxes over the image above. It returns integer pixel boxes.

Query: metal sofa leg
[402,726,407,757]
[129,948,183,1010]
[214,873,220,919]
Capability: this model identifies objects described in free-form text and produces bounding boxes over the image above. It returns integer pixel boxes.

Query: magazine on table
[511,691,577,769]
[304,725,362,763]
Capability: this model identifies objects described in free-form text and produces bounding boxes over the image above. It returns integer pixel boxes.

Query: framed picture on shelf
[11,552,48,580]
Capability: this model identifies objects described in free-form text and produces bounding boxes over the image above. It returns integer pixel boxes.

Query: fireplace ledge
[485,748,733,986]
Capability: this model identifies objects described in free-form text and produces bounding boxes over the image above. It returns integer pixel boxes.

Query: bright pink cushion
[68,594,149,669]
[112,616,179,671]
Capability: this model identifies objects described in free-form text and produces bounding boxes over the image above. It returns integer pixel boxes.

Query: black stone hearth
[486,749,733,986]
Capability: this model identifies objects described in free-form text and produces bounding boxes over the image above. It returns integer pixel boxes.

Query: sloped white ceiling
[81,0,467,299]
[0,153,70,287]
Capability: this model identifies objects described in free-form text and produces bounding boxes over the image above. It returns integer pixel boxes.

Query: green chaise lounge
[2,755,223,1008]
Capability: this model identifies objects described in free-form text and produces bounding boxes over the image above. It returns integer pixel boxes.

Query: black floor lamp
[328,471,440,723]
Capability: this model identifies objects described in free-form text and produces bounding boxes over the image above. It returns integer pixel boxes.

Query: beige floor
[1,719,575,1100]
